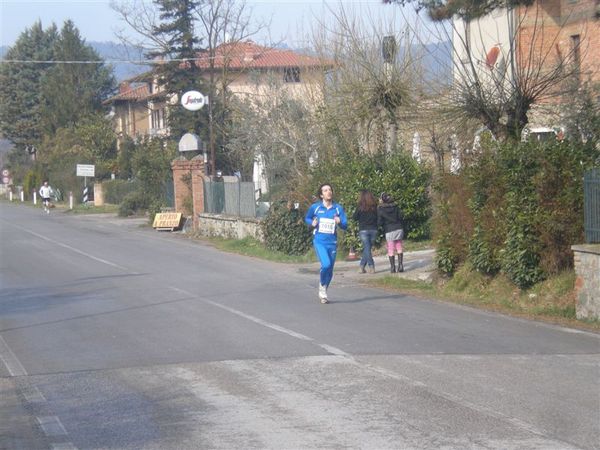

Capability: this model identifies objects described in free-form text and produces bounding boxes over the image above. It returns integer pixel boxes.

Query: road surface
[1,202,598,449]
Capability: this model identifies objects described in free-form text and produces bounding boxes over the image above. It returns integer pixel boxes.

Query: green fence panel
[204,181,256,217]
[584,168,600,243]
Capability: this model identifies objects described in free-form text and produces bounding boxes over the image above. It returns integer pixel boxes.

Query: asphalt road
[0,202,598,450]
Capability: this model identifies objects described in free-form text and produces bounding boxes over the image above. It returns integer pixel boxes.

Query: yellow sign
[153,213,183,230]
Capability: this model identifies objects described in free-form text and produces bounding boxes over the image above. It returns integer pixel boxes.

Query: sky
[0,0,428,50]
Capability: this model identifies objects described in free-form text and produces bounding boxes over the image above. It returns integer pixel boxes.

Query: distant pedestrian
[305,183,348,304]
[38,181,53,214]
[377,192,405,273]
[352,189,378,274]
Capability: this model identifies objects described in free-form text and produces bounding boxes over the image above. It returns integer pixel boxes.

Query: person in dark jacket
[377,192,405,273]
[352,189,378,273]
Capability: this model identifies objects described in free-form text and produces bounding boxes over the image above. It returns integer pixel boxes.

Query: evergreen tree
[40,20,115,134]
[149,0,208,139]
[0,21,57,147]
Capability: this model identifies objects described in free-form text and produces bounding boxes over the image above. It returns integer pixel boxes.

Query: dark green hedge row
[261,150,432,256]
[102,179,140,204]
[434,138,599,289]
[309,150,432,251]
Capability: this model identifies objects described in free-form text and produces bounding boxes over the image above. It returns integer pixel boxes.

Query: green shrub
[261,201,313,256]
[103,179,140,204]
[305,150,432,250]
[23,168,44,200]
[469,224,501,275]
[118,190,149,217]
[431,173,473,275]
[435,231,459,274]
[437,137,598,289]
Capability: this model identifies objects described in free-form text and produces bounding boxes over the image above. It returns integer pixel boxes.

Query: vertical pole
[9,190,13,202]
[69,191,73,210]
[33,190,37,205]
[20,190,24,202]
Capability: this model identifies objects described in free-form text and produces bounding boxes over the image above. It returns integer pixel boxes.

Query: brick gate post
[171,155,205,228]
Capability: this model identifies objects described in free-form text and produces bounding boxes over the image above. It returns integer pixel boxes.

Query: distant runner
[39,180,53,214]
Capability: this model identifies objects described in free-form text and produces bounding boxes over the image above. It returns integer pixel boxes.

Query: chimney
[119,82,131,94]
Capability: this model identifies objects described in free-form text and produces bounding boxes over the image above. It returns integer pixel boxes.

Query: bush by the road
[434,138,599,289]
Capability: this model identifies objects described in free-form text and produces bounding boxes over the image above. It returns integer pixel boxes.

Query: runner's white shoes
[318,284,328,304]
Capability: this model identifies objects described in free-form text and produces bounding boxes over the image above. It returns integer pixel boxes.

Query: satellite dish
[485,46,500,69]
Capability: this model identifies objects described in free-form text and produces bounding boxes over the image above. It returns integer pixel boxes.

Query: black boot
[389,256,396,273]
[397,253,404,272]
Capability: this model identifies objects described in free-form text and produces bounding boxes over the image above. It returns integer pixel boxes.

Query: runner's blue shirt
[304,201,348,244]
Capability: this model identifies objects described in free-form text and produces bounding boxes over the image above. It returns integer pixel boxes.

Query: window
[151,108,165,130]
[284,67,300,83]
[571,34,581,82]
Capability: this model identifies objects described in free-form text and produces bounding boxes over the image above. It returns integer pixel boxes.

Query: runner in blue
[304,183,348,304]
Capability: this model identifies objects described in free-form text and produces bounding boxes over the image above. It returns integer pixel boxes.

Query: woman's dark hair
[357,189,377,212]
[317,183,333,199]
[380,192,393,204]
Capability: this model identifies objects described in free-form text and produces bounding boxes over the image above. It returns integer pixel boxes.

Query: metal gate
[584,168,600,243]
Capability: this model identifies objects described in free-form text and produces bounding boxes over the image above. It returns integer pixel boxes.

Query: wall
[518,0,600,88]
[171,155,205,227]
[572,244,600,319]
[196,213,264,242]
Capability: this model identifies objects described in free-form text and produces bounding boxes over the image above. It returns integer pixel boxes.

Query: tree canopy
[383,0,534,21]
[0,21,57,147]
[40,20,115,134]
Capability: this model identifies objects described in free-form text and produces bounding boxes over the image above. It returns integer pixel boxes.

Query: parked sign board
[76,164,95,177]
[152,213,183,230]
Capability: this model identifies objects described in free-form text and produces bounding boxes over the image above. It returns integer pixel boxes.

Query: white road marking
[168,287,313,342]
[0,334,27,376]
[37,416,68,436]
[318,343,349,356]
[1,220,129,271]
[51,444,78,450]
[168,286,574,444]
[23,385,46,403]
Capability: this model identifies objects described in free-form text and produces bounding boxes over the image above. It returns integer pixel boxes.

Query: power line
[0,58,183,64]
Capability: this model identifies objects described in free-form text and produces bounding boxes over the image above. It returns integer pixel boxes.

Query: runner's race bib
[319,218,336,234]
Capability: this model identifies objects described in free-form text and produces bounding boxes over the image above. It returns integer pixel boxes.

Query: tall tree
[111,0,266,175]
[383,0,534,21]
[0,21,57,148]
[40,20,115,134]
[147,0,208,139]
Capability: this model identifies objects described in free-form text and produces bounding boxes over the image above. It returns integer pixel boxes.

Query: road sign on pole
[76,164,95,177]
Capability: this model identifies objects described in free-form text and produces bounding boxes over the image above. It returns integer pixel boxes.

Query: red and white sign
[2,177,9,184]
[181,91,206,111]
[2,169,9,177]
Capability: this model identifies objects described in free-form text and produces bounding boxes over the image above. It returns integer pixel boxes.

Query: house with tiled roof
[104,41,332,141]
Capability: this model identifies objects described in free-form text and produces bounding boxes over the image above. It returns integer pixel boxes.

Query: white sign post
[76,164,95,203]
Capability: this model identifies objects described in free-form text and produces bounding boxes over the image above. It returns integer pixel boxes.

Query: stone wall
[572,244,600,320]
[197,213,263,242]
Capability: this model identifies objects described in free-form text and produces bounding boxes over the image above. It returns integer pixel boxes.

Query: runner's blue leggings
[314,241,337,287]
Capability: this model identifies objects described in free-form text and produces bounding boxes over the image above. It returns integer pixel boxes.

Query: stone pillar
[572,244,600,320]
[93,182,104,206]
[190,155,205,228]
[171,155,205,227]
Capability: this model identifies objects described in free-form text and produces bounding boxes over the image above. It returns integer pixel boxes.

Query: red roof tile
[193,40,332,70]
[104,84,150,103]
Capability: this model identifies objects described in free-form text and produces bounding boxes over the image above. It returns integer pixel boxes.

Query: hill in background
[0,41,149,82]
[1,40,451,84]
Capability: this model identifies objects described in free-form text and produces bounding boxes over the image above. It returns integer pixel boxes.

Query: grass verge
[366,263,599,332]
[63,203,121,214]
[198,236,318,264]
